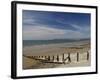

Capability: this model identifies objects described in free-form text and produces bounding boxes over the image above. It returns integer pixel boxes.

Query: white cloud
[23,18,36,24]
[23,25,66,40]
[70,24,82,30]
[23,25,89,40]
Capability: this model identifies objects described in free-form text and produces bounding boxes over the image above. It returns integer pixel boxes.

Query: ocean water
[23,39,90,47]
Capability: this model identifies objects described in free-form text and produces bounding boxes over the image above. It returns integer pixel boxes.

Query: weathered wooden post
[77,52,79,62]
[62,53,71,64]
[45,56,47,59]
[48,56,50,61]
[57,55,59,62]
[62,54,64,61]
[62,53,65,64]
[87,51,89,60]
[52,55,54,61]
[68,53,71,63]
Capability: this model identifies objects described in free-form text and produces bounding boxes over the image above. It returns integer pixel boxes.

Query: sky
[22,10,90,40]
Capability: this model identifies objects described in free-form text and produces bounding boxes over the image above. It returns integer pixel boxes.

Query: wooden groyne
[23,51,90,64]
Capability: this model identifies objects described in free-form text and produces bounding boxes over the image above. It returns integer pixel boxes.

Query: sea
[23,39,90,47]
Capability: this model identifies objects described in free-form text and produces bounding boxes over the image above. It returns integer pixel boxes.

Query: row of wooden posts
[24,51,89,64]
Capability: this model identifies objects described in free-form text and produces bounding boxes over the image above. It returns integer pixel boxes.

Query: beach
[23,40,91,69]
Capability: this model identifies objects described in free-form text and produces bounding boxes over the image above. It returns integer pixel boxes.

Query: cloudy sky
[22,10,90,40]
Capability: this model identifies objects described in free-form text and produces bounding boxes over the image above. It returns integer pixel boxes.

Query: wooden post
[57,55,59,62]
[48,56,50,61]
[62,53,65,64]
[52,55,54,61]
[45,56,47,59]
[87,51,89,60]
[68,53,71,63]
[62,53,64,61]
[77,52,79,62]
